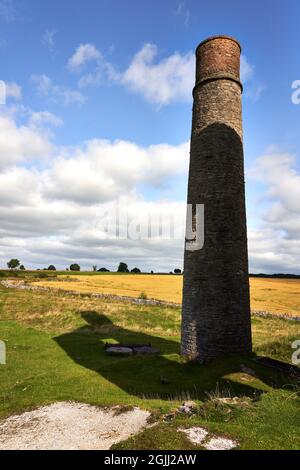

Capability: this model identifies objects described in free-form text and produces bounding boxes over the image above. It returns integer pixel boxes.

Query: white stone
[178,427,208,444]
[106,346,133,355]
[0,402,150,450]
[204,437,238,451]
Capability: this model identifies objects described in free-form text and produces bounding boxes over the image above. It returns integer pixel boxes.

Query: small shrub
[131,268,141,274]
[35,272,49,279]
[198,385,254,422]
[139,292,148,300]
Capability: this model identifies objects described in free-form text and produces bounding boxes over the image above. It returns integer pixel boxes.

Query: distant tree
[118,262,129,273]
[19,265,26,271]
[70,264,80,272]
[92,265,97,272]
[7,259,20,270]
[151,271,154,274]
[131,267,141,274]
[98,267,110,272]
[174,269,182,274]
[48,265,56,271]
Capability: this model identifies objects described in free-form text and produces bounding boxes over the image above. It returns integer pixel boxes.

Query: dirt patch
[0,402,150,450]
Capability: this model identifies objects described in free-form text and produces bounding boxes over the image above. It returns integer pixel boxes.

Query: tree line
[5,259,183,274]
[5,260,300,278]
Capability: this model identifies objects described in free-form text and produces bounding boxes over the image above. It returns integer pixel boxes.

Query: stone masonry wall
[181,36,252,362]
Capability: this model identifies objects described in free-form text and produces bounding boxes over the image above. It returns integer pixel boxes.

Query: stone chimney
[181,36,252,362]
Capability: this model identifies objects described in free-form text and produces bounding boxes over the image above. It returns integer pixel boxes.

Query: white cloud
[68,42,256,106]
[0,114,53,168]
[0,197,186,271]
[67,43,119,88]
[245,84,265,102]
[248,227,300,274]
[250,148,300,217]
[77,60,119,88]
[174,2,190,27]
[121,43,194,106]
[0,107,298,273]
[42,139,189,204]
[120,47,256,105]
[42,29,56,53]
[78,71,102,88]
[240,55,254,83]
[4,81,22,100]
[67,43,195,104]
[29,111,63,129]
[57,87,85,105]
[68,43,101,71]
[247,147,300,273]
[31,74,52,95]
[31,74,85,105]
[0,167,38,206]
[0,110,189,270]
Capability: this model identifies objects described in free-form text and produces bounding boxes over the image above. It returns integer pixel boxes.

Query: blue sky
[0,0,299,273]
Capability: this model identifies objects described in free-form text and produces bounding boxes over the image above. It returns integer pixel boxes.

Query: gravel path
[0,402,150,450]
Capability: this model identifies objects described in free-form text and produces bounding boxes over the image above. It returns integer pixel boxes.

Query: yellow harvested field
[249,278,300,317]
[37,274,182,304]
[34,274,300,317]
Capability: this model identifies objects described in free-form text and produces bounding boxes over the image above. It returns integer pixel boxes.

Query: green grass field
[0,278,299,450]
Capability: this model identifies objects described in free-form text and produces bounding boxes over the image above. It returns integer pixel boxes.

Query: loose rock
[204,437,238,451]
[106,346,133,356]
[178,401,198,414]
[179,427,208,444]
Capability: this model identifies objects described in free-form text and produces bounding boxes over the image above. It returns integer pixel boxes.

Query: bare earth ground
[0,402,150,450]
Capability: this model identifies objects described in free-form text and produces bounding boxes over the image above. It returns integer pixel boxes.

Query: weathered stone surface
[105,344,160,357]
[182,36,252,362]
[178,401,198,414]
[240,364,256,376]
[178,426,239,450]
[178,427,208,445]
[204,436,238,451]
[106,346,133,356]
[133,346,160,355]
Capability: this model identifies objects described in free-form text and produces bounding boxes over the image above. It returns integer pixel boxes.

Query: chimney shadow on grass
[54,311,296,401]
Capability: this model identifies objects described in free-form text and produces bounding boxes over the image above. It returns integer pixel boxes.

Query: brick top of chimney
[195,35,242,91]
